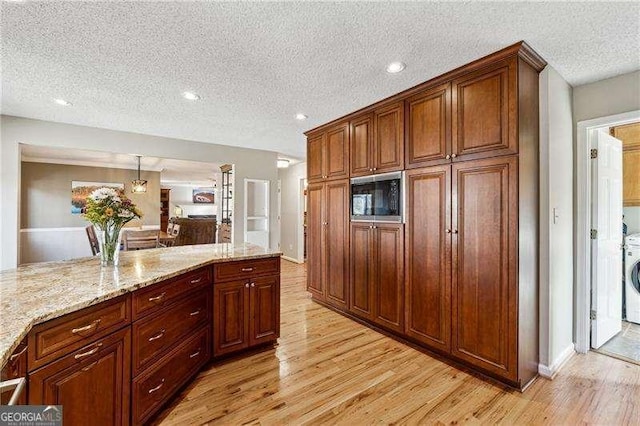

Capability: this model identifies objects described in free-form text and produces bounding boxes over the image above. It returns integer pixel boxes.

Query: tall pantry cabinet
[305,42,545,389]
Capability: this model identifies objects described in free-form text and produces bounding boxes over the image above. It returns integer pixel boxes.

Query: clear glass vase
[96,223,122,266]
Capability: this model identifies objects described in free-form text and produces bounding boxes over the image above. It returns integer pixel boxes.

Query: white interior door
[591,130,623,349]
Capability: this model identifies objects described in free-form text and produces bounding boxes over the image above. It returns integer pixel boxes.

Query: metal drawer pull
[9,346,28,362]
[189,309,201,316]
[0,377,26,405]
[245,283,250,288]
[241,267,254,272]
[74,343,103,360]
[250,282,255,287]
[190,277,203,284]
[71,319,101,334]
[148,292,166,302]
[148,379,165,394]
[189,349,201,359]
[148,329,166,341]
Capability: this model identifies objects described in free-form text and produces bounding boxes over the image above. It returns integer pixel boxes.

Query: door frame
[575,109,640,354]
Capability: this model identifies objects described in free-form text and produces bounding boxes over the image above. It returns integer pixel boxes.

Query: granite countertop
[0,243,281,368]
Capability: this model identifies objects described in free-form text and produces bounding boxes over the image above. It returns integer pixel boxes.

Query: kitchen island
[0,243,281,424]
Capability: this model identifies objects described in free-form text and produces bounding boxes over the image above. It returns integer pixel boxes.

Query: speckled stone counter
[0,243,281,368]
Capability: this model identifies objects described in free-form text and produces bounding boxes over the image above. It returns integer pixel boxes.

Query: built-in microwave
[350,171,403,223]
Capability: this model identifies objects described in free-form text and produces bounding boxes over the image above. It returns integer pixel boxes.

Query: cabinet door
[451,156,517,380]
[326,122,350,180]
[350,223,374,320]
[213,280,249,356]
[373,224,404,333]
[29,328,131,426]
[1,339,28,405]
[325,180,350,309]
[249,275,280,346]
[405,167,451,352]
[350,114,374,176]
[374,102,404,172]
[623,150,640,206]
[306,183,325,300]
[307,133,325,182]
[406,83,451,168]
[452,58,517,161]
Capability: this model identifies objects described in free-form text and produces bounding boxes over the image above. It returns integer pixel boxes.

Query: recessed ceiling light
[295,113,308,120]
[54,98,72,106]
[182,91,201,101]
[386,62,406,74]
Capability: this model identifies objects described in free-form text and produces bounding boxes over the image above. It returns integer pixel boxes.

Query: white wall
[573,71,640,124]
[538,66,575,375]
[278,162,306,261]
[0,115,280,270]
[625,207,640,235]
[165,184,218,220]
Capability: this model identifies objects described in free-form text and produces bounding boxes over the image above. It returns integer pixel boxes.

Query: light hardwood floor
[155,260,640,425]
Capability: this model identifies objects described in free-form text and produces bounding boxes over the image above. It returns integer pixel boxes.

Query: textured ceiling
[2,1,639,159]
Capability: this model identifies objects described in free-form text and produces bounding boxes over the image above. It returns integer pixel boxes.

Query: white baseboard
[538,343,575,379]
[281,255,304,264]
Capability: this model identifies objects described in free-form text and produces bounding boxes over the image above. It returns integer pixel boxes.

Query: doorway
[244,179,270,248]
[577,112,640,364]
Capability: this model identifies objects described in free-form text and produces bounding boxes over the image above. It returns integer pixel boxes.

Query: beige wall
[538,66,575,374]
[278,162,306,261]
[21,162,160,229]
[573,70,640,123]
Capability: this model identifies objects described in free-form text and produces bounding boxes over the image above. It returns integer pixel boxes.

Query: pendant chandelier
[131,155,147,193]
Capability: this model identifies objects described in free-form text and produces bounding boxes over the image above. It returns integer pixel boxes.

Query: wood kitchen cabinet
[29,327,131,426]
[307,122,350,182]
[405,83,451,168]
[451,156,518,381]
[452,57,518,161]
[350,223,404,333]
[213,261,281,357]
[306,179,350,309]
[306,42,544,389]
[350,113,374,176]
[611,122,640,206]
[405,166,452,353]
[350,103,404,176]
[1,339,28,405]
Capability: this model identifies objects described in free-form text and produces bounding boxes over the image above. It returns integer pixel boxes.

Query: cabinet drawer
[132,325,210,425]
[213,258,280,282]
[132,289,210,376]
[132,267,211,319]
[1,338,28,405]
[28,296,131,370]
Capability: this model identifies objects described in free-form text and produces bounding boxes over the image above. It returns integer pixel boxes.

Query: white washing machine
[625,233,640,324]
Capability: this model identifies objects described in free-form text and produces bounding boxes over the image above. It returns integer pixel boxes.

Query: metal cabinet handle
[71,319,101,334]
[148,329,166,341]
[446,229,452,234]
[74,342,103,360]
[0,377,26,405]
[190,277,203,284]
[189,309,201,316]
[373,167,377,171]
[241,267,254,272]
[451,154,457,158]
[245,283,250,288]
[453,229,459,234]
[445,154,451,159]
[189,349,201,359]
[148,292,166,302]
[9,346,28,362]
[148,379,165,394]
[250,282,255,287]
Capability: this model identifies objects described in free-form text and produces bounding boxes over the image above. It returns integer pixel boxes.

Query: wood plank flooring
[154,260,640,425]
